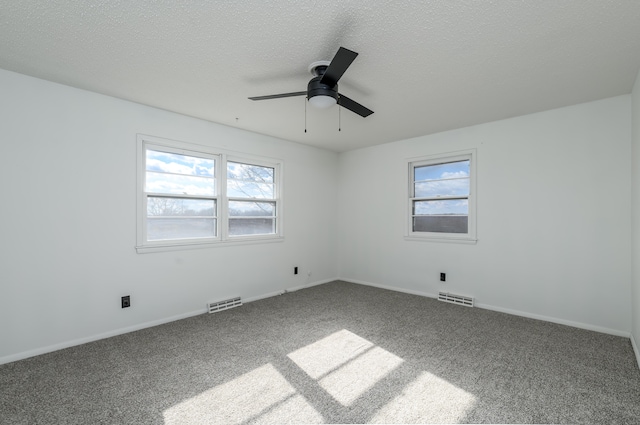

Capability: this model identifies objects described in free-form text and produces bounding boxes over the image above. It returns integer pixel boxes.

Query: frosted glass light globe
[308,95,337,109]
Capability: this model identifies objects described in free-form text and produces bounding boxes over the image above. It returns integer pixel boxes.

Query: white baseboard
[3,277,632,366]
[242,290,285,304]
[0,308,206,366]
[339,277,630,338]
[632,333,640,369]
[475,302,630,338]
[1,279,338,366]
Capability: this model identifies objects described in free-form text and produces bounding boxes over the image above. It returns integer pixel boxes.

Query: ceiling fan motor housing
[307,76,338,101]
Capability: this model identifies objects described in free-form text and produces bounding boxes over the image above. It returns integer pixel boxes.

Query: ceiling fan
[248,47,374,117]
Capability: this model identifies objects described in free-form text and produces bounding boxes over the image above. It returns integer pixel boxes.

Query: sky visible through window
[139,140,285,245]
[414,160,469,216]
[146,149,215,196]
[145,149,279,238]
[227,161,274,199]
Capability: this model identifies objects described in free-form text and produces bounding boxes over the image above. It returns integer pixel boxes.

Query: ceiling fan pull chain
[304,96,307,133]
[338,99,342,132]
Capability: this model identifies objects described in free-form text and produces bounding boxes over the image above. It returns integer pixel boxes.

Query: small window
[407,150,476,243]
[136,135,283,252]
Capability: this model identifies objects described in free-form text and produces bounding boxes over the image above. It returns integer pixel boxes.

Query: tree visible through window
[137,135,282,252]
[227,161,277,236]
[145,149,217,241]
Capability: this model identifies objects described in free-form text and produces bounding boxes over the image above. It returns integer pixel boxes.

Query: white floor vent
[438,292,474,307]
[208,296,242,313]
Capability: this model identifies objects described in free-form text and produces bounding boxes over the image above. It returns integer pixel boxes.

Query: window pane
[227,180,274,199]
[146,149,215,196]
[414,199,468,215]
[227,162,273,182]
[229,218,275,236]
[147,149,214,177]
[147,218,216,240]
[413,199,468,234]
[413,216,468,233]
[227,161,275,198]
[146,172,215,196]
[415,178,469,197]
[228,201,275,217]
[147,197,215,217]
[414,160,469,182]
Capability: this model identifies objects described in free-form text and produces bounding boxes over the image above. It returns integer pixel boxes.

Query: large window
[137,135,282,252]
[407,150,476,243]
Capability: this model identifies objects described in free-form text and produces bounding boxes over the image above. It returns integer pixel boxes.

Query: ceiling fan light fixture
[308,94,337,109]
[248,47,373,117]
[307,75,338,109]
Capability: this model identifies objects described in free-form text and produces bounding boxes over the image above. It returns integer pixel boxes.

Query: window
[407,150,476,243]
[145,148,217,241]
[137,135,282,252]
[227,161,277,237]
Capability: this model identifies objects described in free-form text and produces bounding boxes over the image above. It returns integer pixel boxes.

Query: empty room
[1,1,640,424]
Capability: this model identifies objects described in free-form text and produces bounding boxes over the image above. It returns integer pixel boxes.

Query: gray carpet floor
[1,280,639,424]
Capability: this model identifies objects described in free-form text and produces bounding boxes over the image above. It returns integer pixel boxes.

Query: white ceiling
[2,1,640,152]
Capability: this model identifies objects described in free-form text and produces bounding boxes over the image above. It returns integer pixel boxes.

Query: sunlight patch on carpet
[288,329,404,406]
[370,371,477,423]
[162,363,323,424]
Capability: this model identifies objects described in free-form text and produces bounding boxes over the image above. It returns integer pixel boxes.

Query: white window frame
[224,155,282,242]
[405,149,477,244]
[136,135,283,253]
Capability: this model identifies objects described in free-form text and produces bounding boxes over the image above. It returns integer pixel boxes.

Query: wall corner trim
[632,333,640,370]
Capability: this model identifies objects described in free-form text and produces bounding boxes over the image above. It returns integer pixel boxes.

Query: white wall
[632,69,640,361]
[1,66,636,365]
[0,69,339,363]
[338,96,632,335]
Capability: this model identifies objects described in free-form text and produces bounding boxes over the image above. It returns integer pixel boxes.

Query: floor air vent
[438,292,474,307]
[208,296,242,313]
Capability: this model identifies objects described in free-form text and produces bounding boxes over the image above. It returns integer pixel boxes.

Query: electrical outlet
[440,273,446,282]
[121,295,131,308]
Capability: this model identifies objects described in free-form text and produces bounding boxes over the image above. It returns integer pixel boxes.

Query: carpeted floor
[1,281,639,424]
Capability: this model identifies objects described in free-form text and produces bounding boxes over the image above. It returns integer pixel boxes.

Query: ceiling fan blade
[320,47,358,87]
[249,91,306,101]
[338,94,374,117]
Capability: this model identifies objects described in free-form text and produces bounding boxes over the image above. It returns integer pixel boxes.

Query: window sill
[136,236,284,254]
[404,235,477,245]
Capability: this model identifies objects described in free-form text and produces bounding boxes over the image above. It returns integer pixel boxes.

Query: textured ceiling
[2,1,640,152]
